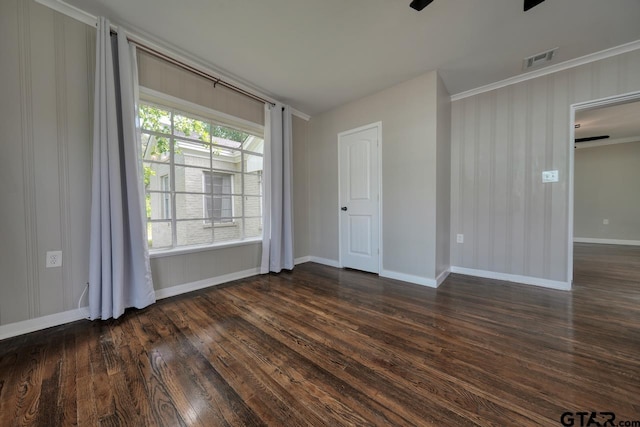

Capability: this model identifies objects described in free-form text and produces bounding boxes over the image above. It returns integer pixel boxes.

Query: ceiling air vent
[523,48,557,70]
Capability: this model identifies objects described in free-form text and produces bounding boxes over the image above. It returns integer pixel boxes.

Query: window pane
[209,195,240,223]
[222,174,232,194]
[174,113,210,142]
[203,171,234,195]
[244,196,262,219]
[177,219,213,247]
[244,153,263,197]
[213,219,241,243]
[174,139,211,169]
[147,191,172,220]
[142,134,171,162]
[141,133,152,160]
[139,104,171,134]
[173,165,209,194]
[211,145,241,162]
[244,161,262,196]
[182,191,242,223]
[243,172,262,196]
[159,177,171,219]
[245,153,263,173]
[211,124,249,148]
[148,221,172,249]
[144,163,171,192]
[203,172,212,194]
[230,170,242,194]
[244,217,263,239]
[231,195,244,221]
[220,194,233,219]
[243,135,264,154]
[175,193,207,220]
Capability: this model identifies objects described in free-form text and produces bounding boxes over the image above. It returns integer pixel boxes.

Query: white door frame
[568,90,640,286]
[337,122,383,273]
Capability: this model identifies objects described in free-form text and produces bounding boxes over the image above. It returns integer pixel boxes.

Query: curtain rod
[110,30,276,107]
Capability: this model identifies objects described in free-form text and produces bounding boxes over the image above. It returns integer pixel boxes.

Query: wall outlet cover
[456,234,464,243]
[542,170,559,183]
[46,251,63,268]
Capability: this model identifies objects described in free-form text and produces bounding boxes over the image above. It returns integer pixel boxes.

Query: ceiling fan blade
[575,135,610,143]
[524,0,546,11]
[410,0,434,11]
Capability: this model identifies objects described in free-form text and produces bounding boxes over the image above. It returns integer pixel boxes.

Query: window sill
[149,237,262,259]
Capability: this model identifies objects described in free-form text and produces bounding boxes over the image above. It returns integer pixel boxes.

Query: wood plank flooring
[1,243,639,426]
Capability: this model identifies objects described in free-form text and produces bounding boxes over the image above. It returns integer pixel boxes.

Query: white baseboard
[309,256,341,268]
[380,269,439,288]
[0,308,87,341]
[436,269,451,287]
[302,257,452,289]
[294,256,311,265]
[574,237,640,246]
[155,267,260,300]
[449,266,571,291]
[0,267,261,341]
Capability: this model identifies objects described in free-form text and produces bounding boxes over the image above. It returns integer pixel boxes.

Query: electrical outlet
[603,219,609,225]
[46,251,62,268]
[456,234,464,244]
[542,170,559,183]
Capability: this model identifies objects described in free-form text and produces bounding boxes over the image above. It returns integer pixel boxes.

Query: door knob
[341,206,348,211]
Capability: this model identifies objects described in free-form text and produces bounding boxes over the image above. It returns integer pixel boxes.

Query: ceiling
[66,0,640,116]
[576,100,640,141]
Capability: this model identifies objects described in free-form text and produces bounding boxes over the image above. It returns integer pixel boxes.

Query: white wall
[0,0,94,324]
[450,50,640,283]
[574,141,640,242]
[292,116,310,259]
[436,75,452,278]
[307,71,450,282]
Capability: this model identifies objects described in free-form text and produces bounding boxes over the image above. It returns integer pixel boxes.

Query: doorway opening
[569,91,640,287]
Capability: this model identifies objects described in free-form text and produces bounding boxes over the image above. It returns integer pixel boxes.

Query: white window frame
[140,87,265,255]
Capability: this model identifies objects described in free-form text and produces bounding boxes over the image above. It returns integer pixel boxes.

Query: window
[203,172,232,223]
[140,98,264,250]
[160,175,171,219]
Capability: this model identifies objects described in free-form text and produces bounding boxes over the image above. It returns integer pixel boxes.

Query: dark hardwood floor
[1,243,639,426]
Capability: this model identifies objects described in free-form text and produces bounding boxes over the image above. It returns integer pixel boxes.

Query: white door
[339,124,380,273]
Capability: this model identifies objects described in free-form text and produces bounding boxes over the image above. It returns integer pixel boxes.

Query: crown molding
[34,0,96,26]
[451,39,640,101]
[291,108,311,121]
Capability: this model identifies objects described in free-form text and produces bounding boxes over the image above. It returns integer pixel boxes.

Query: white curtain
[261,104,294,273]
[89,18,155,320]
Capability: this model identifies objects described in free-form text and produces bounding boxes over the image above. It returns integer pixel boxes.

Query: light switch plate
[542,170,559,183]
